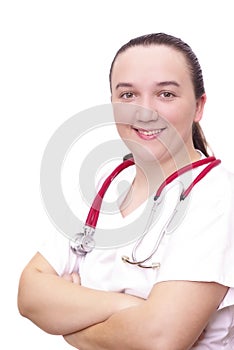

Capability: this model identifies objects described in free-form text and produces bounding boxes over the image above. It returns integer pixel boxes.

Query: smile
[132,127,166,140]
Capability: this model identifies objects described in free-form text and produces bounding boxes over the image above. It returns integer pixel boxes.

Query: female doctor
[18,33,234,349]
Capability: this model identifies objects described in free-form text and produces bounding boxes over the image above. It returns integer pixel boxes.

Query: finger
[61,273,73,282]
[71,272,80,284]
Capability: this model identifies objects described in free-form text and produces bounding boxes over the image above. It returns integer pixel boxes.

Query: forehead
[111,45,190,85]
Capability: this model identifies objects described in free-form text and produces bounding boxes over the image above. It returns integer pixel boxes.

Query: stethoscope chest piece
[70,226,95,255]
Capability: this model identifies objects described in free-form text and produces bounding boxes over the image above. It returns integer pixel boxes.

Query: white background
[1,0,233,348]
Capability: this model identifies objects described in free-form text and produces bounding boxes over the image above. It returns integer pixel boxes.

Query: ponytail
[192,122,210,157]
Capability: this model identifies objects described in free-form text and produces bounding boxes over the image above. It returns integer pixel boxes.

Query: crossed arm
[64,280,227,350]
[17,252,143,335]
[18,252,228,350]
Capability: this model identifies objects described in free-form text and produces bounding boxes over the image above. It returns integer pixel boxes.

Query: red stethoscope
[71,155,221,268]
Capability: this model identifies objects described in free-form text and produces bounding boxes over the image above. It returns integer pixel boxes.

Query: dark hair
[109,33,210,157]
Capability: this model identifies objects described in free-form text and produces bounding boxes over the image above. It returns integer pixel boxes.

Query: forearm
[18,267,142,336]
[64,280,227,350]
[64,304,157,350]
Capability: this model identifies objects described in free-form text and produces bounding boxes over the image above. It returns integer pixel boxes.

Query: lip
[132,127,166,140]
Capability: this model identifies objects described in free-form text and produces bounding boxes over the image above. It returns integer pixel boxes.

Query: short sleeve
[38,230,81,276]
[156,166,234,309]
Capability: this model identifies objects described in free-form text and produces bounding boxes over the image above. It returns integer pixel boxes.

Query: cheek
[160,108,195,149]
[115,123,129,139]
[164,102,196,130]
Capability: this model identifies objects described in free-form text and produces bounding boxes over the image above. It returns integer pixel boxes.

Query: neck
[120,148,201,217]
[136,147,200,188]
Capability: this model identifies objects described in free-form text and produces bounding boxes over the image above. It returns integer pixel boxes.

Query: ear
[194,93,207,122]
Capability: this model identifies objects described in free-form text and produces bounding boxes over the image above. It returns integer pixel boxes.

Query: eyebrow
[156,81,180,88]
[115,82,133,90]
[115,81,180,90]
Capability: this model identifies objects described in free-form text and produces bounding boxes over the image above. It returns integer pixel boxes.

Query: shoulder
[192,163,234,205]
[208,163,234,184]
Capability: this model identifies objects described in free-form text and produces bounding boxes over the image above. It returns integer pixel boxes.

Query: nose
[135,103,159,123]
[134,93,160,122]
[112,101,159,125]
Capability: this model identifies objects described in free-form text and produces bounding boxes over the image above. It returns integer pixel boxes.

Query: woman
[18,33,234,349]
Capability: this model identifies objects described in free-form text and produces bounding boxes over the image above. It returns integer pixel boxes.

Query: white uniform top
[39,159,234,349]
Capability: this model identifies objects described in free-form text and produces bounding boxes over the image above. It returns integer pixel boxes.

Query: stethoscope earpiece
[121,255,130,263]
[121,255,160,269]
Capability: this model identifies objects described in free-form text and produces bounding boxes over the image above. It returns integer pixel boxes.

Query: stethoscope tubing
[86,156,220,227]
[71,156,221,264]
[122,157,221,268]
[128,183,184,268]
[85,158,134,228]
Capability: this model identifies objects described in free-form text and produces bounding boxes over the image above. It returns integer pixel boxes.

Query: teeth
[138,129,162,136]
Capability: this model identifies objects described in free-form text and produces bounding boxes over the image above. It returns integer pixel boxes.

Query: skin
[111,45,205,167]
[17,253,143,335]
[18,44,228,349]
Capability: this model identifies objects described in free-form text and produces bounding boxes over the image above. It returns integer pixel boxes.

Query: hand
[62,272,81,284]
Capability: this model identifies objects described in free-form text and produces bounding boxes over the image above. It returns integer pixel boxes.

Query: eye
[120,92,135,99]
[159,91,175,99]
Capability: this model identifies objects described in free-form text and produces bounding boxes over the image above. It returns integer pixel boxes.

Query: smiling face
[111,45,206,165]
